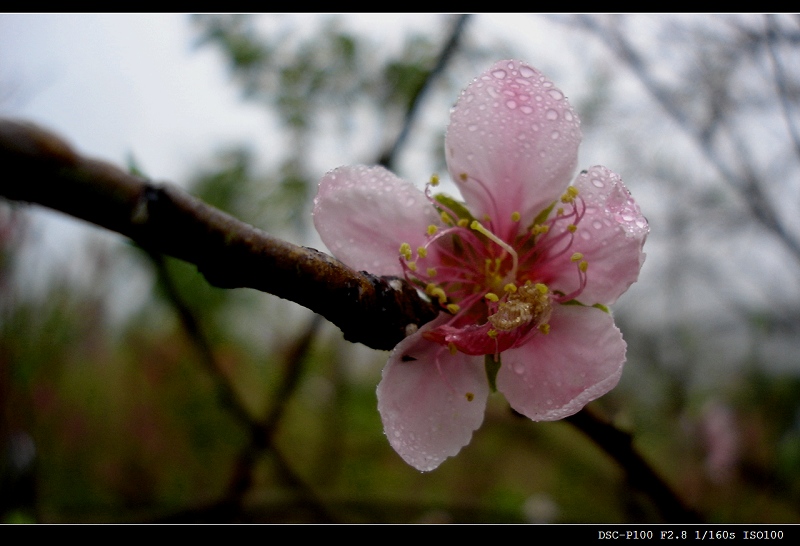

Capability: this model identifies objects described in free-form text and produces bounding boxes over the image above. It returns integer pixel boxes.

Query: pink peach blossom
[313,60,648,471]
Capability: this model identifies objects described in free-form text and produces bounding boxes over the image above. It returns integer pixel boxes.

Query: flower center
[397,176,589,356]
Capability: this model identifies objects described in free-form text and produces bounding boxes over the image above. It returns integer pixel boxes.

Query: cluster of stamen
[397,174,590,355]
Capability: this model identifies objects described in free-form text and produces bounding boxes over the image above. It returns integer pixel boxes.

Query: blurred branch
[378,14,470,169]
[765,14,800,162]
[565,408,702,523]
[570,15,800,265]
[0,119,439,351]
[149,250,332,522]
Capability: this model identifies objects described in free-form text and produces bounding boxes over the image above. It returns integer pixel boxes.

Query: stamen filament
[470,220,519,279]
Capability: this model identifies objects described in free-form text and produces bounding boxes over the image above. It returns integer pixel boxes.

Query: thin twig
[378,14,470,169]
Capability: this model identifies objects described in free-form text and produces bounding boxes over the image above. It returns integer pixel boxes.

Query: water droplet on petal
[546,109,558,121]
[468,124,478,132]
[592,219,603,230]
[492,69,507,79]
[550,130,560,140]
[512,361,526,374]
[519,65,535,78]
[548,89,564,100]
[520,105,533,114]
[506,100,517,109]
[591,178,604,188]
[564,111,574,121]
[487,86,499,98]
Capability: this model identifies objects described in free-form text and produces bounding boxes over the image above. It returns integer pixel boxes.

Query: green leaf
[434,193,475,224]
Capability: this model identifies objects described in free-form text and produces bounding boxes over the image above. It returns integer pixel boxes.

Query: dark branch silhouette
[0,118,439,351]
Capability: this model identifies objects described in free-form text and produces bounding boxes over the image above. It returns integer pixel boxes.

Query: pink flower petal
[544,166,648,305]
[313,165,440,275]
[377,317,489,471]
[445,60,582,234]
[496,304,625,421]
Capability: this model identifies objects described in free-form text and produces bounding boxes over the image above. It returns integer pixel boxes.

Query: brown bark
[0,118,439,350]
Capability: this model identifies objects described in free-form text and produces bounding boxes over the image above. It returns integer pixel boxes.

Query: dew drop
[592,219,603,230]
[520,105,533,114]
[487,86,499,98]
[564,111,574,121]
[512,361,526,374]
[591,178,604,188]
[550,130,560,140]
[468,124,478,132]
[534,94,543,102]
[546,109,558,121]
[492,69,507,79]
[519,65,535,78]
[506,99,517,109]
[580,230,591,240]
[548,89,564,100]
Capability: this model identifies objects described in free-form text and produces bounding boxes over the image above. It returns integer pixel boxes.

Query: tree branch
[0,118,439,351]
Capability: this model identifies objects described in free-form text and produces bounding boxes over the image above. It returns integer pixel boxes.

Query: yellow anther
[440,211,453,225]
[567,224,577,233]
[570,252,584,262]
[427,267,437,277]
[504,283,518,293]
[427,224,438,236]
[431,287,447,303]
[417,247,428,258]
[485,292,499,302]
[487,329,498,339]
[430,174,440,186]
[532,224,549,236]
[539,323,550,335]
[457,218,469,228]
[534,283,548,295]
[448,342,458,355]
[579,261,589,272]
[407,261,417,271]
[557,207,564,216]
[399,242,412,260]
[560,186,579,203]
[511,211,521,222]
[459,172,468,181]
[425,283,437,295]
[446,303,461,314]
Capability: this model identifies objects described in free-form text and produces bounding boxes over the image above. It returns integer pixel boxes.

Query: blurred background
[1,13,799,523]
